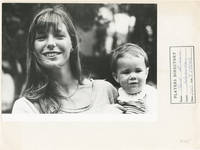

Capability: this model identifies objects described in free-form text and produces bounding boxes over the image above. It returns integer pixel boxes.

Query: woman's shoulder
[82,78,114,88]
[12,97,40,114]
[92,79,114,88]
[81,78,118,97]
[93,79,118,96]
[13,97,30,107]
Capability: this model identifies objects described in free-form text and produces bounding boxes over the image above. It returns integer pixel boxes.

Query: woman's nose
[46,35,56,50]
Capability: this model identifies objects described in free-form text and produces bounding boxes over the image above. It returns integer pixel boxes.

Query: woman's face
[34,22,72,69]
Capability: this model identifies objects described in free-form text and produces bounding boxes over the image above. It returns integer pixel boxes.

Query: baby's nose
[129,73,136,79]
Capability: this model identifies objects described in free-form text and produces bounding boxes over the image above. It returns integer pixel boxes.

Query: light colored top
[117,84,157,115]
[12,79,118,114]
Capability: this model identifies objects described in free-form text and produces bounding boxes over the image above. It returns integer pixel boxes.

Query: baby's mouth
[128,81,138,86]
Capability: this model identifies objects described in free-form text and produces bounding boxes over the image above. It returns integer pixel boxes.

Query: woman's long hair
[21,6,83,113]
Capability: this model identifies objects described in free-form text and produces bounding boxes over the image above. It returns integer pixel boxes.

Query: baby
[110,43,156,114]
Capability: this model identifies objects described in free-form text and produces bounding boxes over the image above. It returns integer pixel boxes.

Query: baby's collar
[118,87,146,102]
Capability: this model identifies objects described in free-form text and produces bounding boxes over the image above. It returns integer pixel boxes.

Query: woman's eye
[55,34,65,39]
[35,35,46,41]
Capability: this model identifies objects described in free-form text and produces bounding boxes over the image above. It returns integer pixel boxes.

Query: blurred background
[2,3,157,113]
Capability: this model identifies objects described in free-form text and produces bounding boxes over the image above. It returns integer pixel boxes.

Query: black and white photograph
[2,3,157,115]
[1,1,200,150]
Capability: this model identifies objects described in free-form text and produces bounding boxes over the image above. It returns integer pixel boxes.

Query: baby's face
[114,53,149,94]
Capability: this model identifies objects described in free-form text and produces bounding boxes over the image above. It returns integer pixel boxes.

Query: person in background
[2,60,15,113]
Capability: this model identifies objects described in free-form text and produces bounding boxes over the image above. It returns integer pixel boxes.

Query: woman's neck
[47,64,78,93]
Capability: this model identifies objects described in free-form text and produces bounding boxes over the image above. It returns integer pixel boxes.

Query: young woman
[12,6,124,114]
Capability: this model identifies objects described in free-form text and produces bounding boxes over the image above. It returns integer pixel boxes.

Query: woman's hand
[101,104,126,114]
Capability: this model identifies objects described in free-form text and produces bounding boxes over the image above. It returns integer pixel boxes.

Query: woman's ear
[112,72,119,83]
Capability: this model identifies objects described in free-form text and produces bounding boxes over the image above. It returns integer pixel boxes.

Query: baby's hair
[110,43,149,73]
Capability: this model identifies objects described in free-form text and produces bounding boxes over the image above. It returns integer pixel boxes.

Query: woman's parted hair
[110,43,149,73]
[21,6,82,113]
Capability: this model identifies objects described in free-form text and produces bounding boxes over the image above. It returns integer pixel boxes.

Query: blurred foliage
[2,3,157,102]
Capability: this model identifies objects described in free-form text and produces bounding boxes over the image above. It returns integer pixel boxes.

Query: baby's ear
[146,67,150,77]
[112,72,119,83]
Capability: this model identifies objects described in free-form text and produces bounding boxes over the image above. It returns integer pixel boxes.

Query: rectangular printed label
[170,46,196,104]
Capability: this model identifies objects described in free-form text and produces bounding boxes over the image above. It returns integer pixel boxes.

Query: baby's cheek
[121,80,128,88]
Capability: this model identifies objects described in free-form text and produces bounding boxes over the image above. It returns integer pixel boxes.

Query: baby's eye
[135,68,143,73]
[121,70,130,74]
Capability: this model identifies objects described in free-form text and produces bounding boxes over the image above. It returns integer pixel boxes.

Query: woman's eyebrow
[35,32,46,36]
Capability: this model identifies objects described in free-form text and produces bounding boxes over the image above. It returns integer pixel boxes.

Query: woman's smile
[42,51,62,58]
